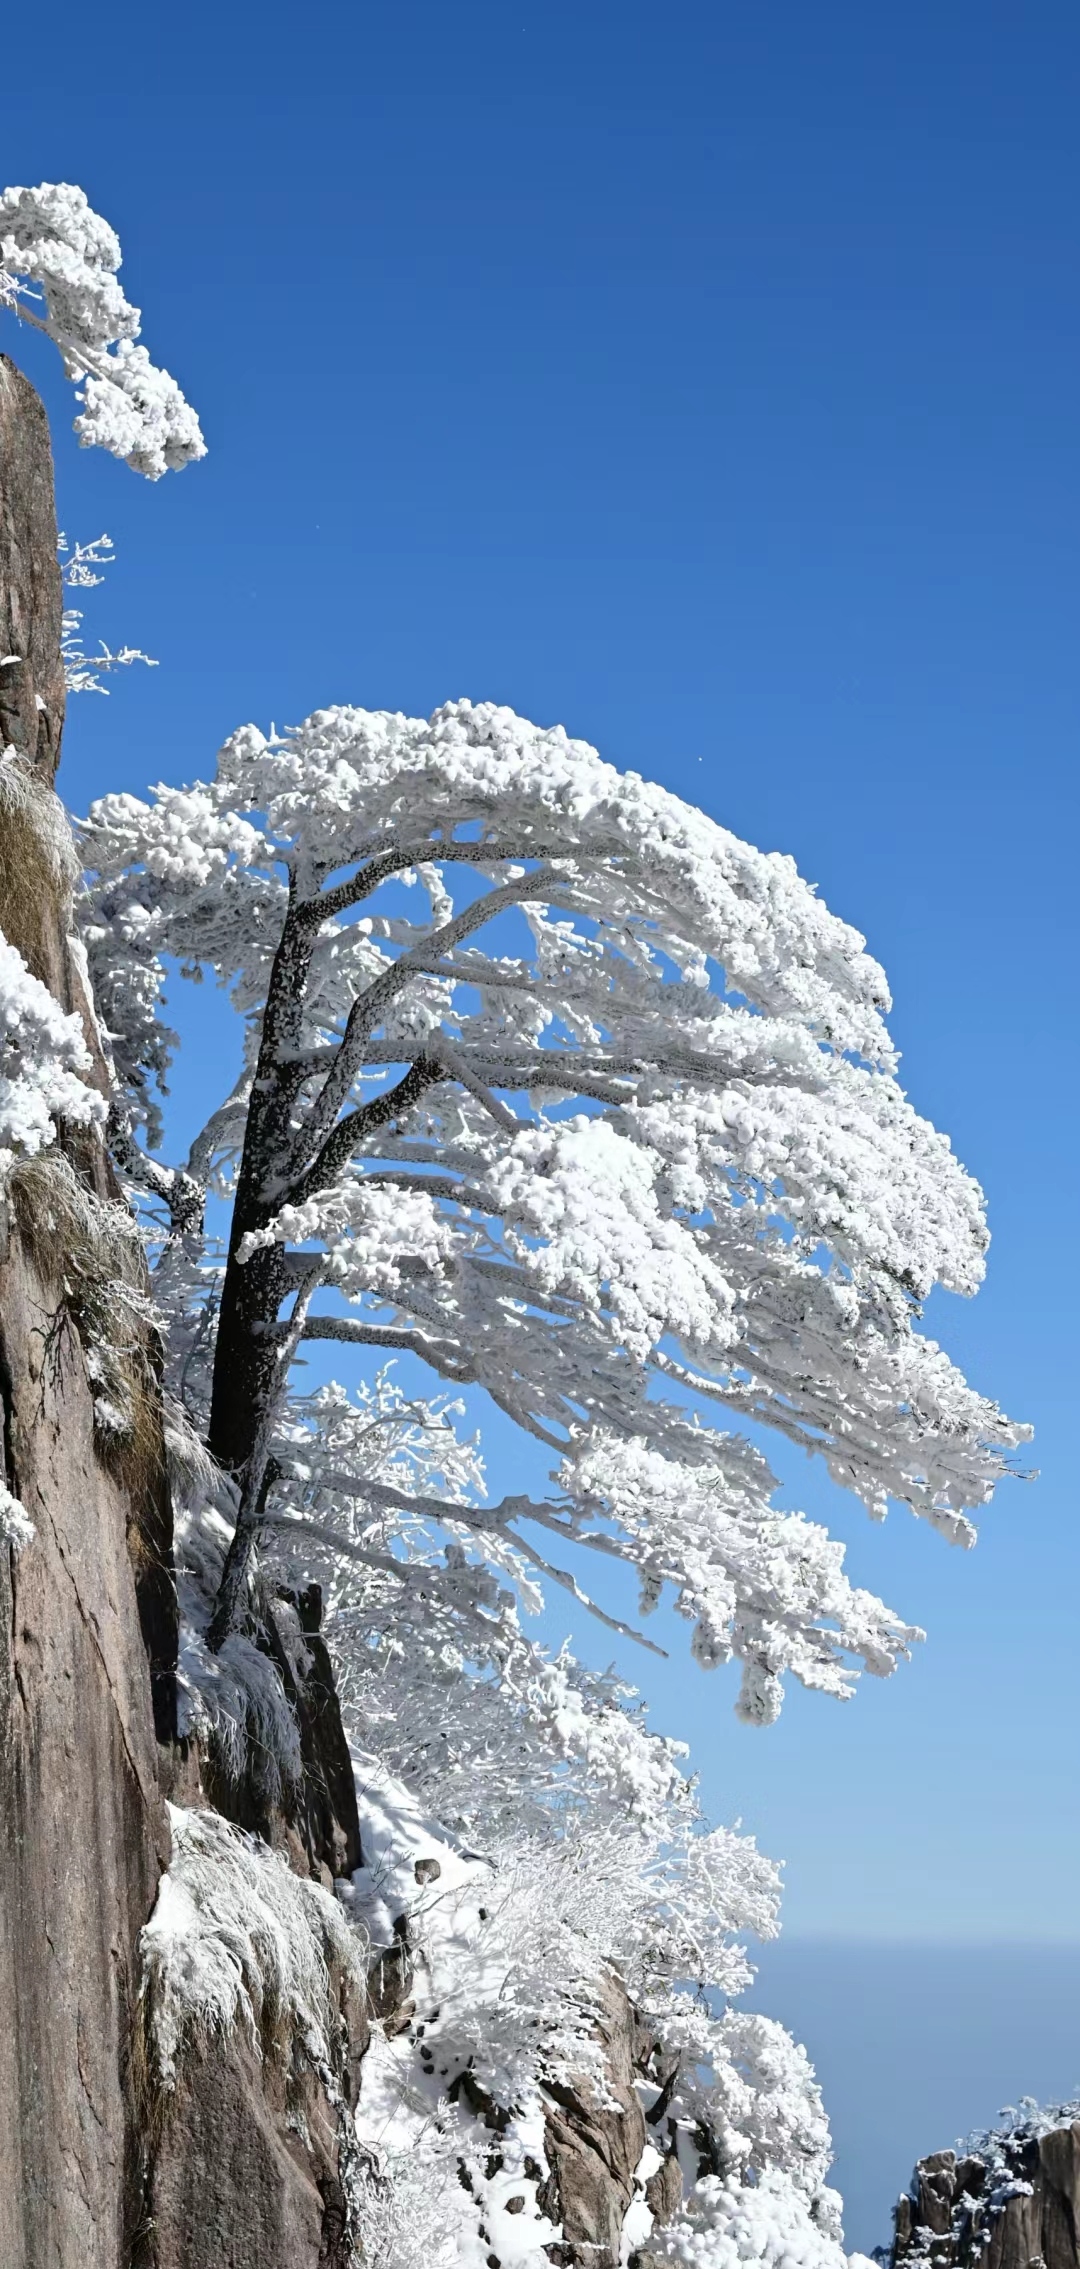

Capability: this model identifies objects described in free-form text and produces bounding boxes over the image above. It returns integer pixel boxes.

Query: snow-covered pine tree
[0,161,1036,2269]
[1,174,1023,2269]
[82,699,1025,1705]
[75,697,1025,2262]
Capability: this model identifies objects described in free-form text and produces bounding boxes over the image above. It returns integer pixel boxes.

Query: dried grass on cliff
[0,749,77,980]
[7,1149,161,1490]
[139,1804,366,2088]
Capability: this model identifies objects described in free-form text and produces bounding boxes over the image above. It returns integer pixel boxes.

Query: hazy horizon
[752,1939,1080,2255]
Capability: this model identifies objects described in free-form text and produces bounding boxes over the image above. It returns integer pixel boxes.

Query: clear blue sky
[5,0,1079,2229]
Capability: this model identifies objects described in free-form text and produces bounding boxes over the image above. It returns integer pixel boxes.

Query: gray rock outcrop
[541,1967,648,2265]
[891,2114,1080,2269]
[0,352,169,2269]
[0,352,366,2269]
[0,357,64,780]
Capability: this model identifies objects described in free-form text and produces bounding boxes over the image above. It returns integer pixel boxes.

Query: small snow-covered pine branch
[1,182,204,478]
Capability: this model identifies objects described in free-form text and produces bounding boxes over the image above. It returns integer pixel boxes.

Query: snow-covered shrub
[646,2167,857,2269]
[348,2133,504,2269]
[0,929,102,1180]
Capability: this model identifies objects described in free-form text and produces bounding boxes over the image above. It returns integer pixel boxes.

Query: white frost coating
[0,924,103,1180]
[0,182,205,478]
[139,1803,364,2088]
[0,1482,35,1554]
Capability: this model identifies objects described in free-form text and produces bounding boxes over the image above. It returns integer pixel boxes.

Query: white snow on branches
[347,1750,778,2106]
[0,1482,35,1555]
[59,535,157,695]
[486,1115,736,1363]
[0,182,205,478]
[562,1435,921,1722]
[0,922,103,1180]
[84,697,1023,2262]
[83,697,1026,1718]
[647,2167,858,2269]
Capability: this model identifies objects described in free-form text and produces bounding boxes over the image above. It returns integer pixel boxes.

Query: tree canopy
[74,696,1025,2261]
[83,697,1025,1715]
[1,180,204,478]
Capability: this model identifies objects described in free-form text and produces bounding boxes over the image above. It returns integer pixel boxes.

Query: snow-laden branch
[0,922,104,1180]
[0,182,205,478]
[59,535,158,695]
[290,864,561,1181]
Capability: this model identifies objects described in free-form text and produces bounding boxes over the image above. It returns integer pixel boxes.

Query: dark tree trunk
[207,1235,290,1479]
[205,897,324,1482]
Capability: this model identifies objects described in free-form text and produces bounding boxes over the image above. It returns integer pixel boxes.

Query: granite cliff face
[0,350,169,2269]
[891,2115,1080,2269]
[0,352,691,2269]
[0,358,64,780]
[0,353,366,2269]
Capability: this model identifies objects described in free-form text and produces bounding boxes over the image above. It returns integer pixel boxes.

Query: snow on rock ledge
[140,1802,366,2089]
[135,1804,369,2269]
[346,1753,563,2265]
